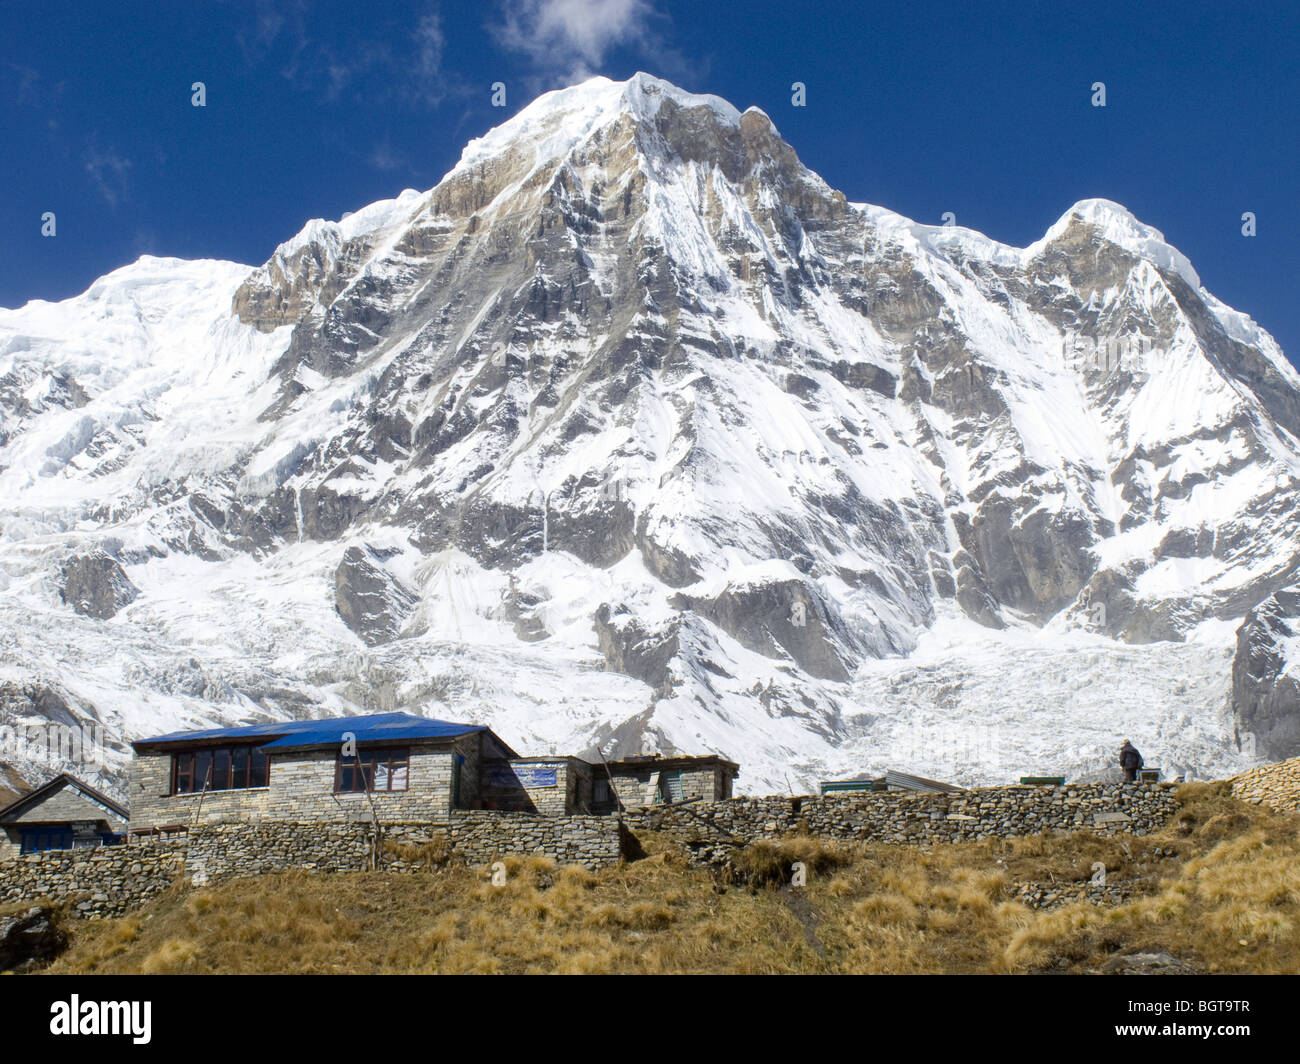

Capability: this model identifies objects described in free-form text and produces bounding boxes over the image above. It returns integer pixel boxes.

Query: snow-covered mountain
[3,73,1299,797]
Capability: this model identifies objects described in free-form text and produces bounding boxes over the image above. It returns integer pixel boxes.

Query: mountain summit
[3,74,1299,794]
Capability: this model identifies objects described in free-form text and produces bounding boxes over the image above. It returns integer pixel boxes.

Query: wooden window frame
[170,744,270,795]
[335,747,411,794]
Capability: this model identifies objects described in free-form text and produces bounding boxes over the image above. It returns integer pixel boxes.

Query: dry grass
[381,833,453,868]
[999,782,1300,973]
[39,782,1300,974]
[730,835,855,886]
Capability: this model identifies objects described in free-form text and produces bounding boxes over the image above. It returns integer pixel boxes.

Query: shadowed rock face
[1233,588,1300,759]
[0,681,79,728]
[670,580,852,682]
[334,546,417,646]
[594,604,680,697]
[0,906,68,972]
[58,553,137,619]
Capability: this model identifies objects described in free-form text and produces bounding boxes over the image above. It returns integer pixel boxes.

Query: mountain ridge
[2,73,1298,797]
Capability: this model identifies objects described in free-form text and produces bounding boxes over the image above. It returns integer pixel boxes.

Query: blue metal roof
[133,712,489,752]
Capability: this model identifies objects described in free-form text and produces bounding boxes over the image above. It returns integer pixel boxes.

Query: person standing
[1119,739,1144,782]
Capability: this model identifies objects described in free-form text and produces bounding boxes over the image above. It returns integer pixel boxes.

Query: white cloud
[368,140,408,173]
[236,1,450,107]
[414,10,446,83]
[84,146,132,207]
[493,0,656,76]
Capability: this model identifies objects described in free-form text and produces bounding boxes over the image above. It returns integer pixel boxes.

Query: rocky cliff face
[2,74,1299,794]
[1232,588,1300,759]
[58,553,138,619]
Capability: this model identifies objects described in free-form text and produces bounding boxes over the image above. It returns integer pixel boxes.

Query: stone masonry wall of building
[5,786,126,829]
[0,785,129,863]
[607,764,731,807]
[128,746,462,830]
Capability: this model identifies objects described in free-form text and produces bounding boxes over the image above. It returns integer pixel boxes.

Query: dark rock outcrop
[1232,587,1300,759]
[593,605,681,696]
[58,552,138,619]
[0,906,68,973]
[670,579,851,682]
[334,546,418,646]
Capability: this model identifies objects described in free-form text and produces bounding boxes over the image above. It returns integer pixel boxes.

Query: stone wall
[481,758,592,814]
[0,812,626,918]
[442,812,621,866]
[605,763,733,808]
[3,785,126,829]
[184,821,375,882]
[0,782,1181,918]
[625,782,1180,857]
[185,816,623,880]
[1232,756,1300,814]
[0,837,185,918]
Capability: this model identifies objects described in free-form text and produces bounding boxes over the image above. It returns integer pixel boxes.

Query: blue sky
[3,0,1297,365]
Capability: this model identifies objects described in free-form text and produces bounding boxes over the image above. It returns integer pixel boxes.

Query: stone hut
[592,754,739,812]
[126,711,744,827]
[0,773,128,860]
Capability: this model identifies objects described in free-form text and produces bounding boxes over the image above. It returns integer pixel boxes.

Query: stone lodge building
[127,711,740,832]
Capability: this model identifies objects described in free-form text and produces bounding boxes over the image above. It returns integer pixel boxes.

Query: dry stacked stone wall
[0,813,625,917]
[0,837,186,918]
[0,782,1180,917]
[625,782,1180,863]
[1231,757,1300,813]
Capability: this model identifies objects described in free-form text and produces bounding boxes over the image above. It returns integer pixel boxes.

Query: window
[172,745,269,794]
[660,770,685,803]
[336,747,410,793]
[21,829,73,854]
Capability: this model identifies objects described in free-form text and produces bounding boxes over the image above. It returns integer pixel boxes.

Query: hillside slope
[32,784,1300,975]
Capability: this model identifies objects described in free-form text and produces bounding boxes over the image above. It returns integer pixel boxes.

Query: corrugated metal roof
[602,754,740,772]
[883,770,964,794]
[819,771,964,794]
[820,778,885,793]
[133,712,488,752]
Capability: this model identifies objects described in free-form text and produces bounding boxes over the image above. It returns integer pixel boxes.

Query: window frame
[334,746,411,794]
[20,828,74,854]
[171,744,270,795]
